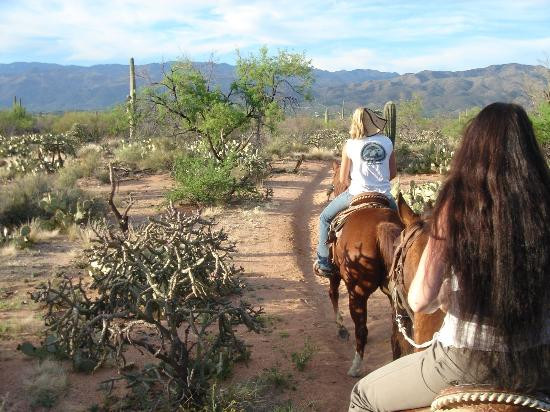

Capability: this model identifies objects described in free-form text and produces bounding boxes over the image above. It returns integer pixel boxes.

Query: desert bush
[0,106,35,136]
[49,107,129,139]
[291,338,318,372]
[305,128,348,151]
[24,360,68,409]
[0,219,58,250]
[396,130,455,174]
[169,154,241,204]
[0,172,103,228]
[23,207,262,409]
[532,102,550,147]
[264,134,308,158]
[441,107,481,140]
[114,137,185,171]
[170,141,270,205]
[393,179,443,214]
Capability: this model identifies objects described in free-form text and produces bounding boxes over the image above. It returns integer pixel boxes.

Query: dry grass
[27,219,59,243]
[301,148,337,160]
[0,244,17,259]
[24,360,68,409]
[66,223,96,248]
[0,315,42,339]
[201,206,223,218]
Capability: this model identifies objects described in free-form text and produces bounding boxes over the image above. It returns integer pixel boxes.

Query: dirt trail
[224,160,394,411]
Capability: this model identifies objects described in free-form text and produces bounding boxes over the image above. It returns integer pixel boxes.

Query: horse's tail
[376,221,402,274]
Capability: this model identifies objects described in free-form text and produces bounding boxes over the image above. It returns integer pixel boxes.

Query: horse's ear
[397,193,420,226]
[332,160,340,172]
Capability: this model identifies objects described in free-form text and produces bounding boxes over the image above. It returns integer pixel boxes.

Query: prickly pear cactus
[383,101,397,145]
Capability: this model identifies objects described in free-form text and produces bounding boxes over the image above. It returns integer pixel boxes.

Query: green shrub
[396,130,455,174]
[0,106,35,136]
[169,155,237,204]
[265,134,308,158]
[290,338,318,371]
[0,172,103,228]
[305,128,348,150]
[49,107,129,139]
[532,102,550,146]
[114,137,184,171]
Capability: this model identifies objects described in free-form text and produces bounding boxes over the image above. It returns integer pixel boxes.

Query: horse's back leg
[329,274,349,340]
[347,286,371,377]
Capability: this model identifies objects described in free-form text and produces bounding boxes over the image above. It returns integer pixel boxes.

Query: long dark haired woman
[349,103,550,411]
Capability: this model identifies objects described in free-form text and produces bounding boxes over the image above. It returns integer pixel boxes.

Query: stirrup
[313,261,335,278]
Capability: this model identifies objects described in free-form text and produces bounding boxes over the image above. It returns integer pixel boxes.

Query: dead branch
[108,163,134,233]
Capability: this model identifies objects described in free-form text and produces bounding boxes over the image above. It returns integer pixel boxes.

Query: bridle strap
[388,222,431,348]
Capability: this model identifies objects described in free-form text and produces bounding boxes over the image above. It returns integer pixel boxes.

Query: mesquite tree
[145,47,313,161]
[25,207,263,408]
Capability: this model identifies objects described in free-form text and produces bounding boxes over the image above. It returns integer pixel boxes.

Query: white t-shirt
[345,134,393,196]
[437,275,550,350]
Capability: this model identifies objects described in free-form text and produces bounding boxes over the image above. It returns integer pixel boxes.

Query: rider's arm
[408,205,448,314]
[407,236,445,314]
[389,151,397,180]
[340,143,351,189]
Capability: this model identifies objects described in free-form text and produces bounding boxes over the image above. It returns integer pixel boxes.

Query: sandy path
[223,160,394,411]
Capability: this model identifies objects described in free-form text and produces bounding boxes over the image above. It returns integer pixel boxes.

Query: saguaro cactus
[324,108,329,125]
[341,100,345,120]
[128,57,137,140]
[383,101,397,145]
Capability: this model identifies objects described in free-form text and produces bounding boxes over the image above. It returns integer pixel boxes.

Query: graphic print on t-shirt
[360,142,386,164]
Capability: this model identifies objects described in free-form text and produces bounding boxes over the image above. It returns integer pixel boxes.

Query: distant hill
[0,61,548,115]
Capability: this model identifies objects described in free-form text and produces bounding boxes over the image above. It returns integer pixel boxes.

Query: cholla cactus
[0,133,78,175]
[25,206,262,408]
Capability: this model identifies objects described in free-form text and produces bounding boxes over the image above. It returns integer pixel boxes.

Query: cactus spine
[128,57,137,140]
[383,101,396,145]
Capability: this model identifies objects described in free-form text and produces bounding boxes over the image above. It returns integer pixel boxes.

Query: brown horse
[327,161,403,376]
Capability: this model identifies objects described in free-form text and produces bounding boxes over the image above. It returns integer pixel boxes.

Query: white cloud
[0,0,549,71]
[312,37,550,73]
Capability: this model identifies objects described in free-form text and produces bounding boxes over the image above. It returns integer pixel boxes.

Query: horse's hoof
[347,367,363,378]
[338,327,350,341]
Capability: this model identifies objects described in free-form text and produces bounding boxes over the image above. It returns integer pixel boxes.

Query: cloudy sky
[1,0,549,73]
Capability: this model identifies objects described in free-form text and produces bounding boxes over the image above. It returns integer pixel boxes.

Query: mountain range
[0,61,548,115]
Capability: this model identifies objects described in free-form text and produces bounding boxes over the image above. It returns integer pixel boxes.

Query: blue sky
[1,0,549,73]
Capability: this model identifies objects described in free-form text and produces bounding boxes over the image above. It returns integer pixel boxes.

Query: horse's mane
[377,221,403,273]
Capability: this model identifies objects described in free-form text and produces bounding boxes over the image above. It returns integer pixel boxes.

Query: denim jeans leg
[317,190,353,268]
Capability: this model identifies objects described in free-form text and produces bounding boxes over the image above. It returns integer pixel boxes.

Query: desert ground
[0,160,441,411]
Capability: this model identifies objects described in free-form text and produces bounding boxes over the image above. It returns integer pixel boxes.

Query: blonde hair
[349,107,382,139]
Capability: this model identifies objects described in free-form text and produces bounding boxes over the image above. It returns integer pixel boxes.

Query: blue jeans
[316,191,397,270]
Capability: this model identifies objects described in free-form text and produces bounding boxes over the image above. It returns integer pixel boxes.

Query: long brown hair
[432,103,550,391]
